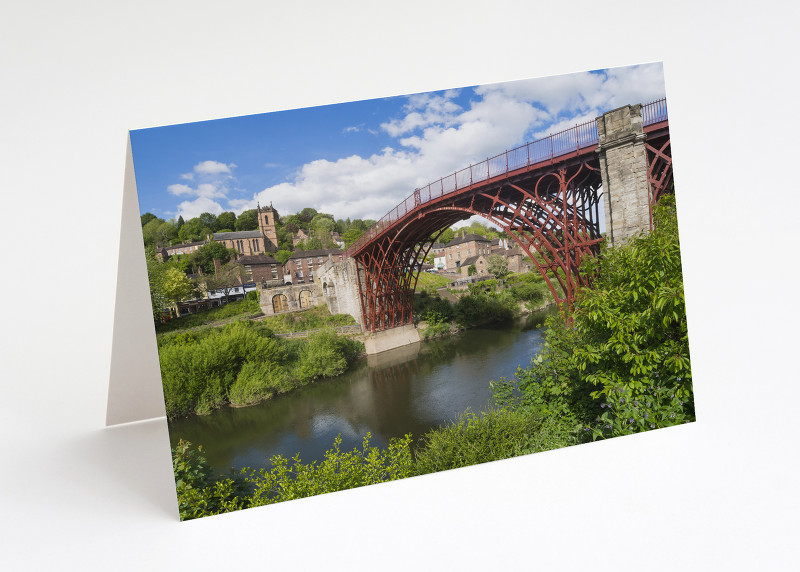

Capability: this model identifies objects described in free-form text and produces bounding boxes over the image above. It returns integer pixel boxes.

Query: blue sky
[130,62,666,226]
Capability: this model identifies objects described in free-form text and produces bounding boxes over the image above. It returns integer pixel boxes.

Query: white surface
[2,1,798,570]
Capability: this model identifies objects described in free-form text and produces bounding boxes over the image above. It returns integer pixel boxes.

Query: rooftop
[213,230,264,240]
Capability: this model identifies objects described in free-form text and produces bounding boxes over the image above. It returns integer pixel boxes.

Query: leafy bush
[293,329,363,382]
[247,433,415,507]
[158,321,285,416]
[413,406,577,474]
[518,195,694,439]
[228,361,293,406]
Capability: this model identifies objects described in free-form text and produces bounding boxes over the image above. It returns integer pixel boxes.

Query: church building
[212,203,279,255]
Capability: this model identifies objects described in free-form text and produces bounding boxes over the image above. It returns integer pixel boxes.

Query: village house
[212,203,279,255]
[155,240,205,261]
[283,248,344,284]
[235,254,283,284]
[442,230,491,272]
[460,254,489,277]
[504,246,535,274]
[292,228,310,247]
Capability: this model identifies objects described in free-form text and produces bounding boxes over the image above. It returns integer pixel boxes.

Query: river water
[167,312,549,476]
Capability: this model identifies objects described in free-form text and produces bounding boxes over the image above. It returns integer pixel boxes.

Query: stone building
[504,246,535,274]
[460,254,489,277]
[292,228,310,247]
[442,231,491,271]
[284,248,344,284]
[212,203,279,255]
[259,282,324,315]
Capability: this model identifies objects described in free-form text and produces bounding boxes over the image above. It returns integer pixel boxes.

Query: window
[271,265,278,279]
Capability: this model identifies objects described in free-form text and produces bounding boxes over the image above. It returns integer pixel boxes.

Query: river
[167,312,549,476]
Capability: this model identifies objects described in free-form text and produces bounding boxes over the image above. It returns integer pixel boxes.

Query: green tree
[178,217,212,243]
[198,212,219,231]
[439,227,455,244]
[519,195,693,440]
[468,264,477,276]
[298,208,318,223]
[487,254,509,278]
[217,211,236,231]
[235,209,259,231]
[141,212,158,227]
[342,228,364,246]
[201,261,248,302]
[274,250,293,265]
[161,267,197,308]
[188,242,237,274]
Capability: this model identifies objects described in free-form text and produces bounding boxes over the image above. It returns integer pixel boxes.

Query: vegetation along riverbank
[170,195,695,520]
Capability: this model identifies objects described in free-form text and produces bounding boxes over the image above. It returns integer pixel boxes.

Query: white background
[2,1,798,570]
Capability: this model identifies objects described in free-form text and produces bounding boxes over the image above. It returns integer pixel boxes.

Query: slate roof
[447,233,491,247]
[236,254,279,265]
[213,230,264,240]
[461,255,486,266]
[166,240,205,250]
[289,248,343,260]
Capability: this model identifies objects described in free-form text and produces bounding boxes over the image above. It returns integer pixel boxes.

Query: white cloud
[194,160,235,176]
[176,64,667,225]
[175,197,225,220]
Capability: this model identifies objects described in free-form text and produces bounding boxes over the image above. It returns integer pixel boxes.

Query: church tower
[257,202,279,252]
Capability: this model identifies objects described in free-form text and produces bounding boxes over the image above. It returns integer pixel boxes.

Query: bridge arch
[345,99,671,333]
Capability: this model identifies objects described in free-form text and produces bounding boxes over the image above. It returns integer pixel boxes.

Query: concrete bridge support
[596,104,652,245]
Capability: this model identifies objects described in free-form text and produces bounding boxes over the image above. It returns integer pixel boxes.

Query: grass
[256,305,356,333]
[414,271,451,294]
[155,298,262,334]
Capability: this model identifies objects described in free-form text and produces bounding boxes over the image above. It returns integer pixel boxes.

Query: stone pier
[596,104,652,245]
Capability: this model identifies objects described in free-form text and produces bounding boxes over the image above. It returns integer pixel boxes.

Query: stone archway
[298,289,313,309]
[272,294,289,313]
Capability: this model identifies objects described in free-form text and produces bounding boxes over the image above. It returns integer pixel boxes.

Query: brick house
[155,240,205,261]
[284,248,344,284]
[442,231,491,271]
[213,203,279,255]
[235,254,283,284]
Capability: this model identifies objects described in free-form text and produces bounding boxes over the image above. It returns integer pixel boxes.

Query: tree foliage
[487,254,509,278]
[518,195,694,439]
[235,209,258,231]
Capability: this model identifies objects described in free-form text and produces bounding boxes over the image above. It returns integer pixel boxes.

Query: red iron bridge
[337,99,672,334]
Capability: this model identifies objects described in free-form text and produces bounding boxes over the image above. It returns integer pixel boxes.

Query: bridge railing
[345,99,667,257]
[642,98,668,126]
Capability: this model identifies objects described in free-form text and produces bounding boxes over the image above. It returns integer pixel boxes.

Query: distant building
[460,254,489,277]
[292,228,310,248]
[284,249,344,284]
[235,254,282,283]
[155,240,205,261]
[442,230,491,271]
[213,203,279,255]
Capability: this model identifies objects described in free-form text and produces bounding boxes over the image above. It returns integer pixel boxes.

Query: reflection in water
[168,312,549,476]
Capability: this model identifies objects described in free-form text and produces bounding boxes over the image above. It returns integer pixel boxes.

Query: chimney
[213,258,221,275]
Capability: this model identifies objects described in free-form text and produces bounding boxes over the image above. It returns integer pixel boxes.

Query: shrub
[413,407,576,474]
[293,329,363,382]
[228,361,292,406]
[518,195,694,439]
